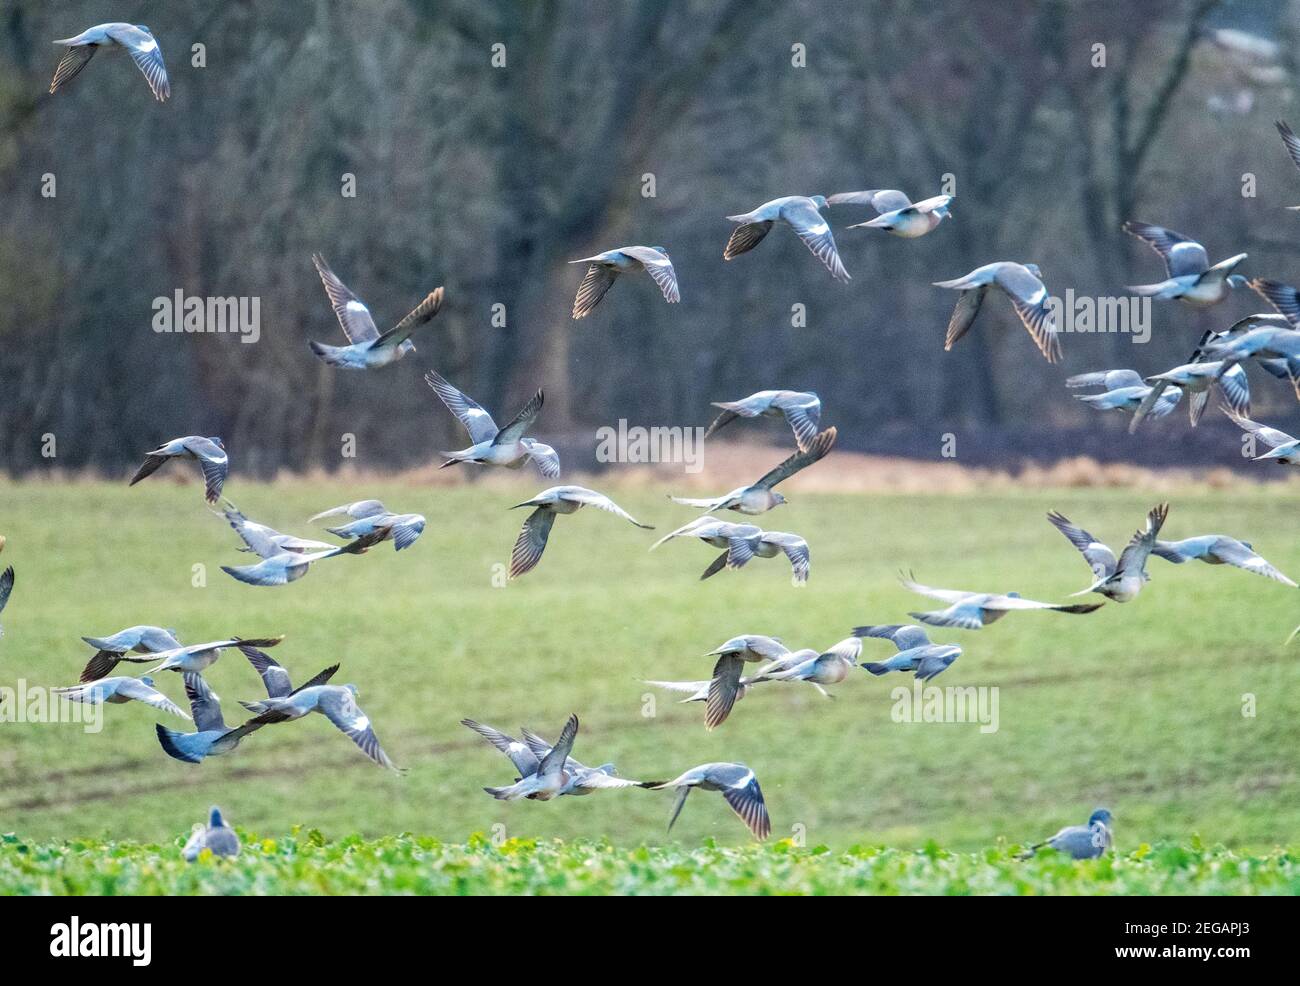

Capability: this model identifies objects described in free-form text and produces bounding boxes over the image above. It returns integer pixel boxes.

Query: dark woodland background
[2,0,1299,475]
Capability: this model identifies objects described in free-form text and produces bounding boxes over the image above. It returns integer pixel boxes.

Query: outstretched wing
[49,45,96,94]
[461,718,540,777]
[571,264,619,319]
[561,488,652,528]
[1123,221,1208,278]
[319,689,401,771]
[1116,503,1169,578]
[108,25,170,101]
[1225,409,1297,449]
[852,623,933,651]
[424,370,499,443]
[996,265,1060,363]
[182,672,227,731]
[762,532,809,583]
[509,508,556,579]
[536,714,579,778]
[752,427,836,490]
[943,287,988,351]
[621,246,680,304]
[494,390,544,447]
[1277,120,1300,173]
[782,201,850,282]
[723,221,773,260]
[1047,511,1118,580]
[312,253,379,343]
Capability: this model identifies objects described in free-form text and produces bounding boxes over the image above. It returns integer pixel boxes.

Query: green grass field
[3,834,1297,895]
[2,476,1298,893]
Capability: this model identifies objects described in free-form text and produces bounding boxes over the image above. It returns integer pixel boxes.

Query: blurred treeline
[1,0,1299,475]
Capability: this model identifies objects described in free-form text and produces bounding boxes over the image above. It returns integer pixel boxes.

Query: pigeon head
[595,763,617,775]
[651,246,669,256]
[1088,808,1113,827]
[809,195,829,210]
[772,492,788,507]
[209,806,226,828]
[140,675,154,686]
[1227,274,1249,288]
[136,25,153,34]
[1025,263,1043,277]
[345,683,360,697]
[209,437,225,449]
[1006,591,1021,599]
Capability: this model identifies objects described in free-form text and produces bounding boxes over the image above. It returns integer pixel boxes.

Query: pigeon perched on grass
[182,807,241,861]
[1017,808,1113,860]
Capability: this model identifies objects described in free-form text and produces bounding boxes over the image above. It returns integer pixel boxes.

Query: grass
[1,475,1299,893]
[3,832,1296,895]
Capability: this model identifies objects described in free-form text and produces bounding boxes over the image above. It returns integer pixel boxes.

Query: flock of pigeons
[28,23,1300,855]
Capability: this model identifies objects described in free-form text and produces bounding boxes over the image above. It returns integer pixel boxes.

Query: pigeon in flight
[143,636,284,675]
[508,486,652,580]
[670,427,836,515]
[704,390,822,451]
[933,262,1060,362]
[309,499,388,524]
[53,674,188,719]
[79,625,182,683]
[516,724,654,795]
[1274,121,1300,210]
[1143,360,1250,427]
[1123,221,1246,307]
[649,763,771,840]
[898,572,1103,630]
[326,511,427,552]
[218,507,382,586]
[569,246,680,319]
[216,502,336,555]
[651,516,810,584]
[750,636,862,692]
[1047,503,1170,602]
[854,624,961,681]
[49,23,169,101]
[1067,369,1182,419]
[425,370,559,477]
[0,566,12,639]
[1223,410,1300,465]
[231,673,402,771]
[308,254,443,368]
[156,648,338,764]
[829,188,954,238]
[723,195,849,282]
[476,714,580,800]
[701,634,789,729]
[1151,535,1296,587]
[129,436,228,504]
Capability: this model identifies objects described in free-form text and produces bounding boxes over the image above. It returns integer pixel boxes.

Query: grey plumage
[50,23,169,101]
